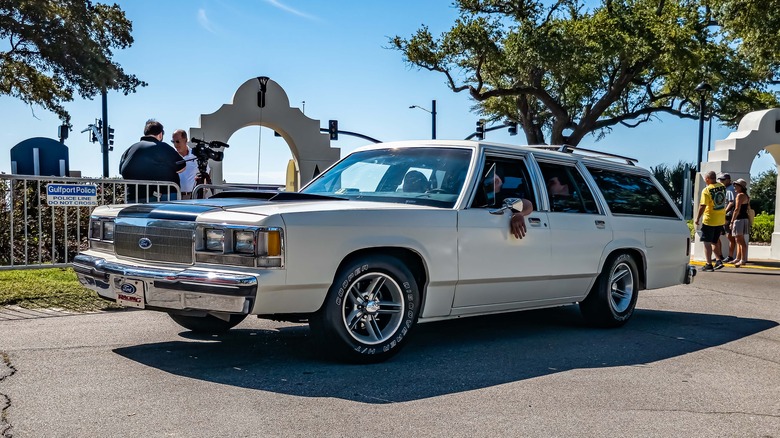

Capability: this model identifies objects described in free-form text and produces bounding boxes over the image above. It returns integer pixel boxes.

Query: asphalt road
[1,269,779,437]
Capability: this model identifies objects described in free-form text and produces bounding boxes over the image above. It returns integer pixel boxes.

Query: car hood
[115,196,438,222]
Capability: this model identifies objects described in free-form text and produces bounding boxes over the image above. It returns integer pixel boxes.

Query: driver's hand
[510,212,527,239]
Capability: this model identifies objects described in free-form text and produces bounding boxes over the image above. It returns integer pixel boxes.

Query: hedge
[686,213,775,242]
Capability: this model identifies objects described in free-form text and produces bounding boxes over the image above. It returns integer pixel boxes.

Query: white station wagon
[74,140,695,363]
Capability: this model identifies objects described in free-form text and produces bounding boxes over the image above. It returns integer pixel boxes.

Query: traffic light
[476,120,485,140]
[507,122,518,136]
[328,120,338,141]
[108,127,115,145]
[90,131,98,143]
[58,124,69,141]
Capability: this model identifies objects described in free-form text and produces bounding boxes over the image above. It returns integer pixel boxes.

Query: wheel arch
[326,246,429,312]
[603,247,647,290]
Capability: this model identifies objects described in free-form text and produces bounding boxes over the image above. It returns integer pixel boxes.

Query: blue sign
[45,184,98,206]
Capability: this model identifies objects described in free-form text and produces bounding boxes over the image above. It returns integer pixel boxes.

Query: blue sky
[0,0,775,183]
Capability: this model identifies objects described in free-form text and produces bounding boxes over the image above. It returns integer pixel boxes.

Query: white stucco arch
[694,108,780,260]
[189,77,340,189]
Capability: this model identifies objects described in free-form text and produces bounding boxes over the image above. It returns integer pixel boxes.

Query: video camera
[189,138,230,186]
[191,138,229,163]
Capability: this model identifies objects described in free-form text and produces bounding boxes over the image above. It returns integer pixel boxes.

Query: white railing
[0,174,179,270]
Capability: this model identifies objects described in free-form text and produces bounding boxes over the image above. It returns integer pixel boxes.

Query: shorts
[700,224,723,243]
[731,219,750,236]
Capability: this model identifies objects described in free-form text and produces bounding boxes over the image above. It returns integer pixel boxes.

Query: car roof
[352,140,643,170]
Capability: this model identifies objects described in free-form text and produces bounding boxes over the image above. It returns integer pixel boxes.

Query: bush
[750,213,775,243]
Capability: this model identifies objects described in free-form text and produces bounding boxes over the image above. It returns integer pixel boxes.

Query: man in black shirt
[119,120,185,202]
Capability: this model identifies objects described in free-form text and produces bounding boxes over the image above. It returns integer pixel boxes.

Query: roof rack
[527,144,638,165]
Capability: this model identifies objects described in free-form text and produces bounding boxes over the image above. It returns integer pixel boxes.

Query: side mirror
[489,197,522,215]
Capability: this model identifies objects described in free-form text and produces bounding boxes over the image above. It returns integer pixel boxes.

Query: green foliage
[391,0,780,145]
[750,212,774,243]
[651,161,695,210]
[749,169,777,215]
[0,0,146,122]
[0,267,116,311]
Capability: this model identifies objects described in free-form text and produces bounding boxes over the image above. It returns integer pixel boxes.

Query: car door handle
[528,217,542,226]
[595,220,606,229]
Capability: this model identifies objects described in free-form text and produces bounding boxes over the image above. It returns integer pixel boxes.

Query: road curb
[689,260,780,271]
[0,306,99,321]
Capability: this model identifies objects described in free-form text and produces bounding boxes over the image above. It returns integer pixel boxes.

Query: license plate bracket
[112,277,145,309]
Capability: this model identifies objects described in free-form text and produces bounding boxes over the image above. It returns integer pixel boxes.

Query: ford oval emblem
[138,237,152,250]
[120,283,137,294]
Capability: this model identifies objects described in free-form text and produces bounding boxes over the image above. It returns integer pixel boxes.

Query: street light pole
[431,99,436,140]
[695,82,712,172]
[409,100,437,139]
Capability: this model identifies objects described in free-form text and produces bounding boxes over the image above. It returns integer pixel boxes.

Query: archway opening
[221,126,293,184]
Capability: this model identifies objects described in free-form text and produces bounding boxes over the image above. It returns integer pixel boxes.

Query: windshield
[301,147,473,208]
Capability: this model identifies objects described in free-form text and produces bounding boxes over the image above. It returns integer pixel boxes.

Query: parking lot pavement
[1,270,778,437]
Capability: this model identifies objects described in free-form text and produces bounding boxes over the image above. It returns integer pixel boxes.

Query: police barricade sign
[46,183,98,207]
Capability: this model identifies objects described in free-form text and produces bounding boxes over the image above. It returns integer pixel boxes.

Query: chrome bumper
[73,254,257,314]
[684,264,697,284]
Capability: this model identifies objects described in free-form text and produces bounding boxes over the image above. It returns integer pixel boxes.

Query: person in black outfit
[119,120,185,203]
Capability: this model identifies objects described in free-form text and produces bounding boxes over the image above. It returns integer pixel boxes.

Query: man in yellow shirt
[695,170,727,271]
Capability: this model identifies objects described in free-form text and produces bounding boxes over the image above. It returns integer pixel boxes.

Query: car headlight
[234,230,255,254]
[89,216,115,251]
[205,228,225,251]
[102,221,115,241]
[196,225,284,268]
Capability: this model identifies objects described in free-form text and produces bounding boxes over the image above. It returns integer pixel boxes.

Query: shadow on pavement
[114,306,777,403]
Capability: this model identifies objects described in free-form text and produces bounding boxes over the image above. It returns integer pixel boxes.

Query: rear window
[587,168,679,218]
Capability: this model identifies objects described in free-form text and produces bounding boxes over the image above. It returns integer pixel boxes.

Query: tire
[168,312,247,334]
[311,255,421,363]
[579,253,639,328]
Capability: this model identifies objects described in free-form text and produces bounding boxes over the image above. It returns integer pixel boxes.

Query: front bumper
[684,264,697,284]
[73,254,258,314]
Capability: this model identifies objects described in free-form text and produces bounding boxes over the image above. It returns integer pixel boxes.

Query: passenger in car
[493,173,534,239]
[402,170,428,193]
[509,198,534,239]
[547,176,570,196]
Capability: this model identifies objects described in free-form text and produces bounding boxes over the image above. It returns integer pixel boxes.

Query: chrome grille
[114,219,195,264]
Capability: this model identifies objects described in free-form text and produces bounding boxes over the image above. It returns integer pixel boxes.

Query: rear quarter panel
[607,215,690,289]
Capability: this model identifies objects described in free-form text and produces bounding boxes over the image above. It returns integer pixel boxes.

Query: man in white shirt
[171,129,209,199]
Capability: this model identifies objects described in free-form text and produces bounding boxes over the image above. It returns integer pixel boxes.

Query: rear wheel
[580,253,639,327]
[168,312,247,334]
[310,255,420,363]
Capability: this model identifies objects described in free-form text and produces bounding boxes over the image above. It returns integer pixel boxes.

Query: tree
[750,169,777,215]
[391,0,780,145]
[651,160,694,209]
[0,0,146,122]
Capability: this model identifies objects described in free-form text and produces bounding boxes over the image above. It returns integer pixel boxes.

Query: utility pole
[409,100,437,139]
[100,88,109,177]
[431,99,437,140]
[695,82,712,172]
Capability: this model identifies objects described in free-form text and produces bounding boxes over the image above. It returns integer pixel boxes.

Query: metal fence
[0,174,179,270]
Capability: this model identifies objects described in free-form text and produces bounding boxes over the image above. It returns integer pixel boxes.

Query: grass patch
[0,267,118,312]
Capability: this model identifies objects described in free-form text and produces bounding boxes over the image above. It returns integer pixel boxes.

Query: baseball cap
[717,173,731,180]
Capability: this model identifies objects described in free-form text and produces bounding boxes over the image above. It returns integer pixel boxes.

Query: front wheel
[168,312,247,334]
[311,255,421,363]
[579,253,639,328]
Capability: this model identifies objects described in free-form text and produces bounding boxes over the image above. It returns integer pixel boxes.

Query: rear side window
[588,168,679,218]
[537,162,599,214]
